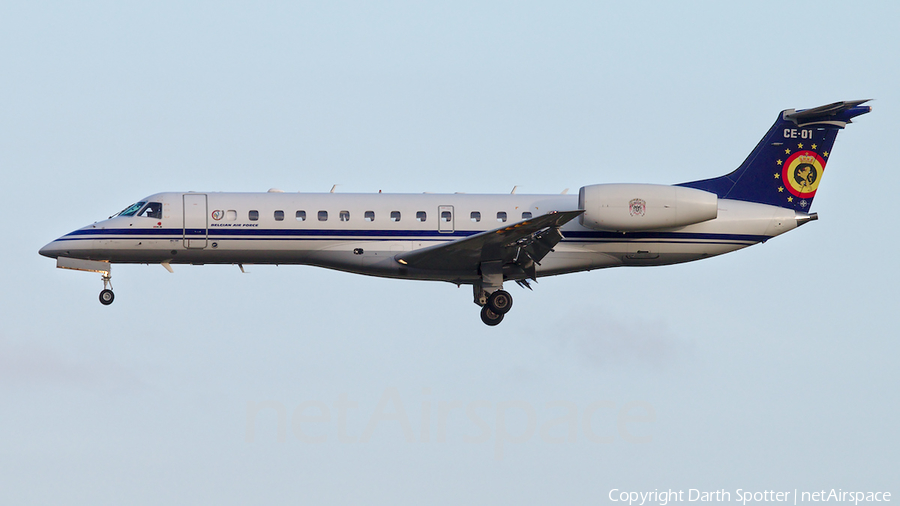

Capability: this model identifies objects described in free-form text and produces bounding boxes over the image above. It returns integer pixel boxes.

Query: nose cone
[39,240,64,259]
[41,227,98,260]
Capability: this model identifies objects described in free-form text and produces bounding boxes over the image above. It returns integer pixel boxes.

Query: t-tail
[679,100,871,211]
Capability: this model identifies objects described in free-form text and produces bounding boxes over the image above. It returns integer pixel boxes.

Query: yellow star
[778,186,784,192]
[787,196,793,202]
[776,159,783,165]
[774,173,780,179]
[812,144,817,150]
[823,151,829,157]
[785,148,791,154]
[798,143,804,149]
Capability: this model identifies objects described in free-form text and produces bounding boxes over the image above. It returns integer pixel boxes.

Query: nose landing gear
[99,289,114,305]
[53,257,116,306]
[99,273,114,306]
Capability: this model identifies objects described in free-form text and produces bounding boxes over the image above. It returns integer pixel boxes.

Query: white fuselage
[40,191,802,285]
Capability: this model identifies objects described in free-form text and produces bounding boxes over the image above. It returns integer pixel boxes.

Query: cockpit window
[137,202,163,219]
[113,201,146,218]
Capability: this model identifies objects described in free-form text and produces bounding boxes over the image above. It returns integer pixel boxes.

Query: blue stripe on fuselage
[59,227,768,244]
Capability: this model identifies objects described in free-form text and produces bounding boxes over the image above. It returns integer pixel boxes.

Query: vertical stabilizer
[679,100,871,211]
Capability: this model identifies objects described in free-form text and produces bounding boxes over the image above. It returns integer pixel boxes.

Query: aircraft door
[183,194,208,249]
[438,205,454,233]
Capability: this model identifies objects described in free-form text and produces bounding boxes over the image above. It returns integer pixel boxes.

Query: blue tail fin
[679,100,871,211]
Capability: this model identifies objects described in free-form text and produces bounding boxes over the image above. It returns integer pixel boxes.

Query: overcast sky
[2,1,897,504]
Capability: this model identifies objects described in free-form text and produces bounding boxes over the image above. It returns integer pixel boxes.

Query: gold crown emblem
[798,154,815,164]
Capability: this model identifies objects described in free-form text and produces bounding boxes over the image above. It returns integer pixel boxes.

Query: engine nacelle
[578,184,718,232]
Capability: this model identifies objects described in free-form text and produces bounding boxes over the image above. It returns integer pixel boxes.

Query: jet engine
[578,184,718,232]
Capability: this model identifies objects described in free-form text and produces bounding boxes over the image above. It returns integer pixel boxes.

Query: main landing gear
[99,272,114,306]
[480,306,503,326]
[476,288,514,326]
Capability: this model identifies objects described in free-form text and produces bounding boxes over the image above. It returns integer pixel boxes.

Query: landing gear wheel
[487,290,513,314]
[480,306,504,326]
[99,289,115,305]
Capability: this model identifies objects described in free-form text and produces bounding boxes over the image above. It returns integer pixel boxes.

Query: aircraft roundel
[782,150,826,198]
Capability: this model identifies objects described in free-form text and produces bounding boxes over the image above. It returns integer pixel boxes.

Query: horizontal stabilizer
[784,100,871,127]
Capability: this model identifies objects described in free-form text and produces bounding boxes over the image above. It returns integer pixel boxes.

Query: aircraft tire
[480,306,504,326]
[99,289,115,306]
[487,290,513,314]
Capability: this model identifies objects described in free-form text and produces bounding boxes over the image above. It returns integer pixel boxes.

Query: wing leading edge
[395,210,584,276]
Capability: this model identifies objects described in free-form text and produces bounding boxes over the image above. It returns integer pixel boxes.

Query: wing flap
[395,210,584,272]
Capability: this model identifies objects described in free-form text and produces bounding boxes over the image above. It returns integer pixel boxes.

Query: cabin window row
[236,210,534,222]
[469,211,532,223]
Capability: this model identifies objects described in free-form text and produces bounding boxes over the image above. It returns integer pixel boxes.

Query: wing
[395,210,584,275]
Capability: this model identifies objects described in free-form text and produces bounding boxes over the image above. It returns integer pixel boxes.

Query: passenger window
[340,210,350,222]
[365,211,375,222]
[296,210,306,221]
[318,211,328,221]
[274,210,284,221]
[138,202,163,219]
[470,211,481,222]
[497,211,507,222]
[522,211,532,219]
[249,210,259,221]
[441,211,452,222]
[390,211,401,222]
[226,210,237,221]
[416,211,426,222]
